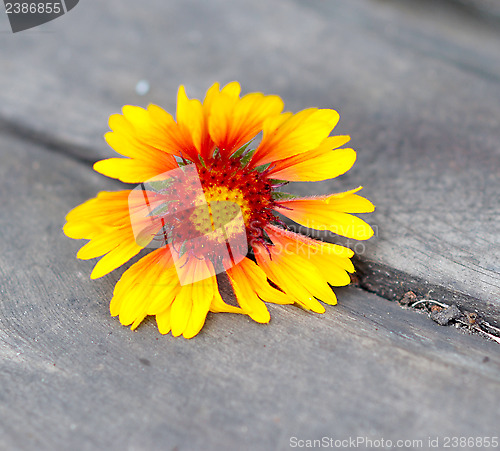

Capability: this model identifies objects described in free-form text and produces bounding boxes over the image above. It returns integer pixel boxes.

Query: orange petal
[267,136,355,182]
[252,243,336,312]
[176,85,204,161]
[250,108,340,167]
[209,90,284,158]
[197,82,222,160]
[146,104,199,161]
[109,106,179,157]
[265,224,354,259]
[265,225,354,287]
[102,107,185,183]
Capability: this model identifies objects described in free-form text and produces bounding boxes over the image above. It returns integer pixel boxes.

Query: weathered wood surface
[0,0,499,320]
[1,131,500,451]
[1,0,500,449]
[452,0,500,18]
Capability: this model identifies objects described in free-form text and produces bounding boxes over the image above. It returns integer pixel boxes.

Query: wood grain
[1,0,498,320]
[1,1,500,448]
[1,132,499,450]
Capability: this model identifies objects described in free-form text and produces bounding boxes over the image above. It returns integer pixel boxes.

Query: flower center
[134,153,279,272]
[197,155,277,242]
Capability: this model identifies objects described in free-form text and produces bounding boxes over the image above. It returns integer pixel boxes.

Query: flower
[64,82,374,338]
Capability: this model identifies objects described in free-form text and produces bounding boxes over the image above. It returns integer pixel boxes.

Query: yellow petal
[63,221,96,240]
[146,104,198,160]
[325,188,376,213]
[209,287,244,314]
[276,188,375,240]
[198,82,221,160]
[183,278,216,338]
[228,257,292,306]
[110,248,170,321]
[146,273,181,316]
[109,248,179,332]
[308,252,352,286]
[76,230,122,260]
[90,240,142,279]
[220,81,241,98]
[226,258,274,323]
[64,191,147,278]
[93,157,177,184]
[156,307,172,335]
[170,284,193,337]
[268,137,355,182]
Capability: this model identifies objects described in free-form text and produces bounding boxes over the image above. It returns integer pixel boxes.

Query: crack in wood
[0,117,98,167]
[353,256,500,329]
[398,291,500,344]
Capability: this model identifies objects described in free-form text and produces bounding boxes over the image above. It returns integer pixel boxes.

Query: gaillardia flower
[64,82,374,338]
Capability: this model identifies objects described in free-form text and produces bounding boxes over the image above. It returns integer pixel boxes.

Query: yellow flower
[64,82,374,338]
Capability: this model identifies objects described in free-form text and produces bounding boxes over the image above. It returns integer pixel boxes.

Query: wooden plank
[1,132,500,450]
[450,0,500,18]
[1,0,499,320]
[0,0,498,160]
[285,0,500,322]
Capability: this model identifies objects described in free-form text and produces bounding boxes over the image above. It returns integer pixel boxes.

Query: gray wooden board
[449,0,500,18]
[0,0,499,320]
[1,132,500,450]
